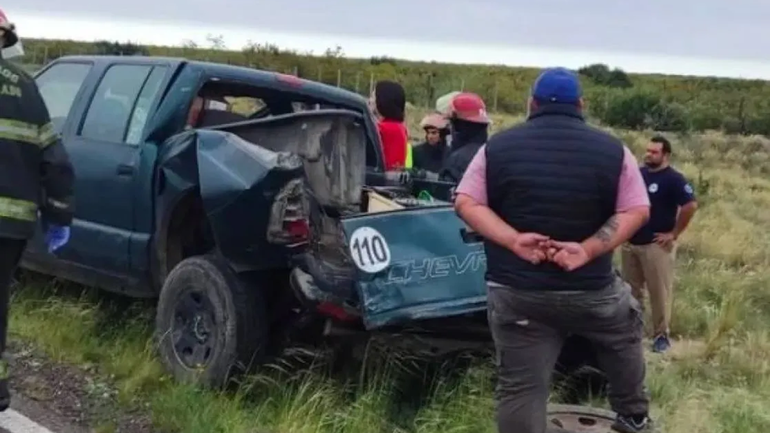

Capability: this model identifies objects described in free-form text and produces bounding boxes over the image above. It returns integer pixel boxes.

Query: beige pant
[620,242,676,336]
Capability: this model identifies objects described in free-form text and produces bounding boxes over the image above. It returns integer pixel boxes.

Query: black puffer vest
[484,104,624,291]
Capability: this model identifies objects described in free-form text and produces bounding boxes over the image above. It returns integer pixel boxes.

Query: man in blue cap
[454,67,653,433]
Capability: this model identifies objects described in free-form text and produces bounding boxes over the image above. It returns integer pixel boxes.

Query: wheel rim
[548,407,615,432]
[171,289,218,369]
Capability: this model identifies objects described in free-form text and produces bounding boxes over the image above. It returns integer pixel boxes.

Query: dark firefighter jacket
[0,59,75,239]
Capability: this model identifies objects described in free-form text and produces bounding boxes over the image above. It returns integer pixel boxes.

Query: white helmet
[435,91,462,116]
[419,113,449,130]
[0,9,24,58]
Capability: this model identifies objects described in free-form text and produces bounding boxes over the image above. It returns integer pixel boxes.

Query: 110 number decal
[348,226,391,273]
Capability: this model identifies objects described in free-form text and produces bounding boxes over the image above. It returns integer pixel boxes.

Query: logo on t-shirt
[648,183,658,194]
[684,184,694,195]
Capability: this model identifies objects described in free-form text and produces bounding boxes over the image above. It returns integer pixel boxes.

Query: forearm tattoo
[594,215,618,244]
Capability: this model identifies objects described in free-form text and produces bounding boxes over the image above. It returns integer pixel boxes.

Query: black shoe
[612,414,653,433]
[0,378,10,412]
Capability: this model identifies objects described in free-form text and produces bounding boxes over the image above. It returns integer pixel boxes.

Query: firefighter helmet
[0,9,18,49]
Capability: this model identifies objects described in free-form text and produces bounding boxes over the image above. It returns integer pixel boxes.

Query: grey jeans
[487,276,649,433]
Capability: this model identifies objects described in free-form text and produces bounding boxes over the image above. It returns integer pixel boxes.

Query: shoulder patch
[0,60,31,84]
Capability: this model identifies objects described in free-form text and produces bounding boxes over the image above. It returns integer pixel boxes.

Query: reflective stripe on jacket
[0,118,57,147]
[405,141,413,169]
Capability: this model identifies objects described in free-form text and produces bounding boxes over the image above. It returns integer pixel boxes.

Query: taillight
[316,301,359,322]
[284,218,309,240]
[267,179,309,245]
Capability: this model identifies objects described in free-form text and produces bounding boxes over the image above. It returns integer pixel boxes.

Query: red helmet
[448,92,491,124]
[0,9,18,49]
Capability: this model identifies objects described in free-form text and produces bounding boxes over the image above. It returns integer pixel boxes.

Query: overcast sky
[8,1,770,79]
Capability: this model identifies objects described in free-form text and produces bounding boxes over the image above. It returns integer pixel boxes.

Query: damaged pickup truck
[23,55,604,397]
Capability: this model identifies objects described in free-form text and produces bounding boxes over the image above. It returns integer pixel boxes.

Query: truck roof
[56,55,370,110]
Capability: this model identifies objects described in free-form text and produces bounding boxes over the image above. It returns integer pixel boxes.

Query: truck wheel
[546,404,618,432]
[155,254,268,388]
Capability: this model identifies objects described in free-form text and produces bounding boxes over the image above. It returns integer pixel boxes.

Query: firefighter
[0,10,76,411]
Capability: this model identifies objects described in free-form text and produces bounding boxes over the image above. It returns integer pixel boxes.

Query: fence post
[493,80,499,112]
[336,69,342,87]
[369,72,375,95]
[427,74,434,107]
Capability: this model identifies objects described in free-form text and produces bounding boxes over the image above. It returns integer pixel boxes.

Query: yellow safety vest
[405,141,413,169]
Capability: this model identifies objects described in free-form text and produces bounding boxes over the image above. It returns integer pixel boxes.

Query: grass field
[8,108,770,433]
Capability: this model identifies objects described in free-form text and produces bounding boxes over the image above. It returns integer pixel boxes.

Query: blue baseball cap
[531,67,582,104]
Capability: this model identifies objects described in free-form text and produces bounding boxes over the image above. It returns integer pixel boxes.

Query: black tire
[546,404,617,432]
[155,254,269,388]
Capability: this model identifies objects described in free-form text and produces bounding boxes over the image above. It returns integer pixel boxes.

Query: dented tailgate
[341,206,488,330]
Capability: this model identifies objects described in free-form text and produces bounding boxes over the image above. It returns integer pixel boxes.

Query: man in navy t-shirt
[621,136,698,353]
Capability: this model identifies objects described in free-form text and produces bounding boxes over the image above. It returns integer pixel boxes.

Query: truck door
[44,63,167,275]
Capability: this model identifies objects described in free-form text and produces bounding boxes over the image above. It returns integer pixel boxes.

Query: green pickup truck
[22,56,604,402]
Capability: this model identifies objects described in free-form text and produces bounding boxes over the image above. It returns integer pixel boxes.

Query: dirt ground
[5,339,156,433]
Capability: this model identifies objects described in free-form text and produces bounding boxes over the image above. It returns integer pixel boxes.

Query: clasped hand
[508,233,591,272]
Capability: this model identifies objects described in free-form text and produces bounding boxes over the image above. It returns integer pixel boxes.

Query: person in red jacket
[369,80,409,170]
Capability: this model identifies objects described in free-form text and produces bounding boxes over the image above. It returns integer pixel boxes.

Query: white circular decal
[348,226,391,273]
[684,184,693,194]
[648,183,658,194]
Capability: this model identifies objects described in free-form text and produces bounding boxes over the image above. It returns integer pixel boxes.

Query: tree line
[20,38,770,136]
